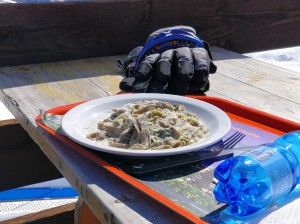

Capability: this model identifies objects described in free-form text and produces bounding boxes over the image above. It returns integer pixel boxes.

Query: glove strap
[116,46,143,72]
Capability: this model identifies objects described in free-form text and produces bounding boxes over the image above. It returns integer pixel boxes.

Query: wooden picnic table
[0,46,300,223]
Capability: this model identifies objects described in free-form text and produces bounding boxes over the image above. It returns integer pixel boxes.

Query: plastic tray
[36,96,300,223]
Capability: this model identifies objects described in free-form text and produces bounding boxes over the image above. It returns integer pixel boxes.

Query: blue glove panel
[135,26,205,71]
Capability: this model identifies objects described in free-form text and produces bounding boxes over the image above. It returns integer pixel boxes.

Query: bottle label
[246,145,293,201]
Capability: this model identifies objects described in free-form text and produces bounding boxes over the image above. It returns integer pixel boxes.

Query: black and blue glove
[117,26,217,95]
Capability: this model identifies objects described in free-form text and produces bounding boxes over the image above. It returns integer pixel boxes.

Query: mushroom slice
[140,121,150,148]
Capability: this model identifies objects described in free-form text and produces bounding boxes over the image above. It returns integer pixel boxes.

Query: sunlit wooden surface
[0,47,299,223]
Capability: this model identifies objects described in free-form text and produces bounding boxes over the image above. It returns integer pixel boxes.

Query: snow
[245,46,300,74]
[0,103,14,121]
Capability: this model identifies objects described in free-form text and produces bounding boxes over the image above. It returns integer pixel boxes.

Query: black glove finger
[131,53,160,93]
[166,47,193,94]
[147,77,169,93]
[174,47,194,81]
[137,53,160,80]
[132,77,153,93]
[156,49,175,82]
[119,77,136,92]
[192,47,210,71]
[189,47,210,92]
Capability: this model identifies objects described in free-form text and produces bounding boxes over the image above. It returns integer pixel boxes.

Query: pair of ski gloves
[117,26,217,95]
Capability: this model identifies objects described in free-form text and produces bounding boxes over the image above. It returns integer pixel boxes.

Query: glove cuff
[134,26,205,71]
[148,26,196,39]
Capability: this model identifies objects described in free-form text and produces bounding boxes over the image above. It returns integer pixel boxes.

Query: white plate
[61,94,231,157]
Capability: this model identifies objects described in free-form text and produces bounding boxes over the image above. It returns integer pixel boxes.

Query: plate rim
[61,94,231,157]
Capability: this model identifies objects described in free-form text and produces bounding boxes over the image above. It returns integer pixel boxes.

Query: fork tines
[223,132,246,149]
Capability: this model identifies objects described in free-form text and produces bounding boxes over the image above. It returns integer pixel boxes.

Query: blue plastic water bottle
[213,131,300,216]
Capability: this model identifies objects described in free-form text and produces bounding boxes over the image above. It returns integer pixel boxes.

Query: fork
[208,131,246,153]
[222,131,246,149]
[125,131,247,175]
[194,131,247,163]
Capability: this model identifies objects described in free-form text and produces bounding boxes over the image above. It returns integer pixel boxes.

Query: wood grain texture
[74,197,102,224]
[30,131,193,224]
[207,47,300,123]
[0,55,191,223]
[0,0,300,66]
[0,47,299,223]
[1,202,76,224]
[0,118,18,126]
[0,1,145,66]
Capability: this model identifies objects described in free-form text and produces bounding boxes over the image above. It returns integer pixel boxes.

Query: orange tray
[35,96,300,223]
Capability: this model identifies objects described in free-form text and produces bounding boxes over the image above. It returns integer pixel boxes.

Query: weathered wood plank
[74,197,102,224]
[0,118,18,126]
[0,1,145,67]
[0,0,299,66]
[0,48,298,123]
[207,47,300,122]
[0,55,123,115]
[0,59,191,223]
[30,131,193,224]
